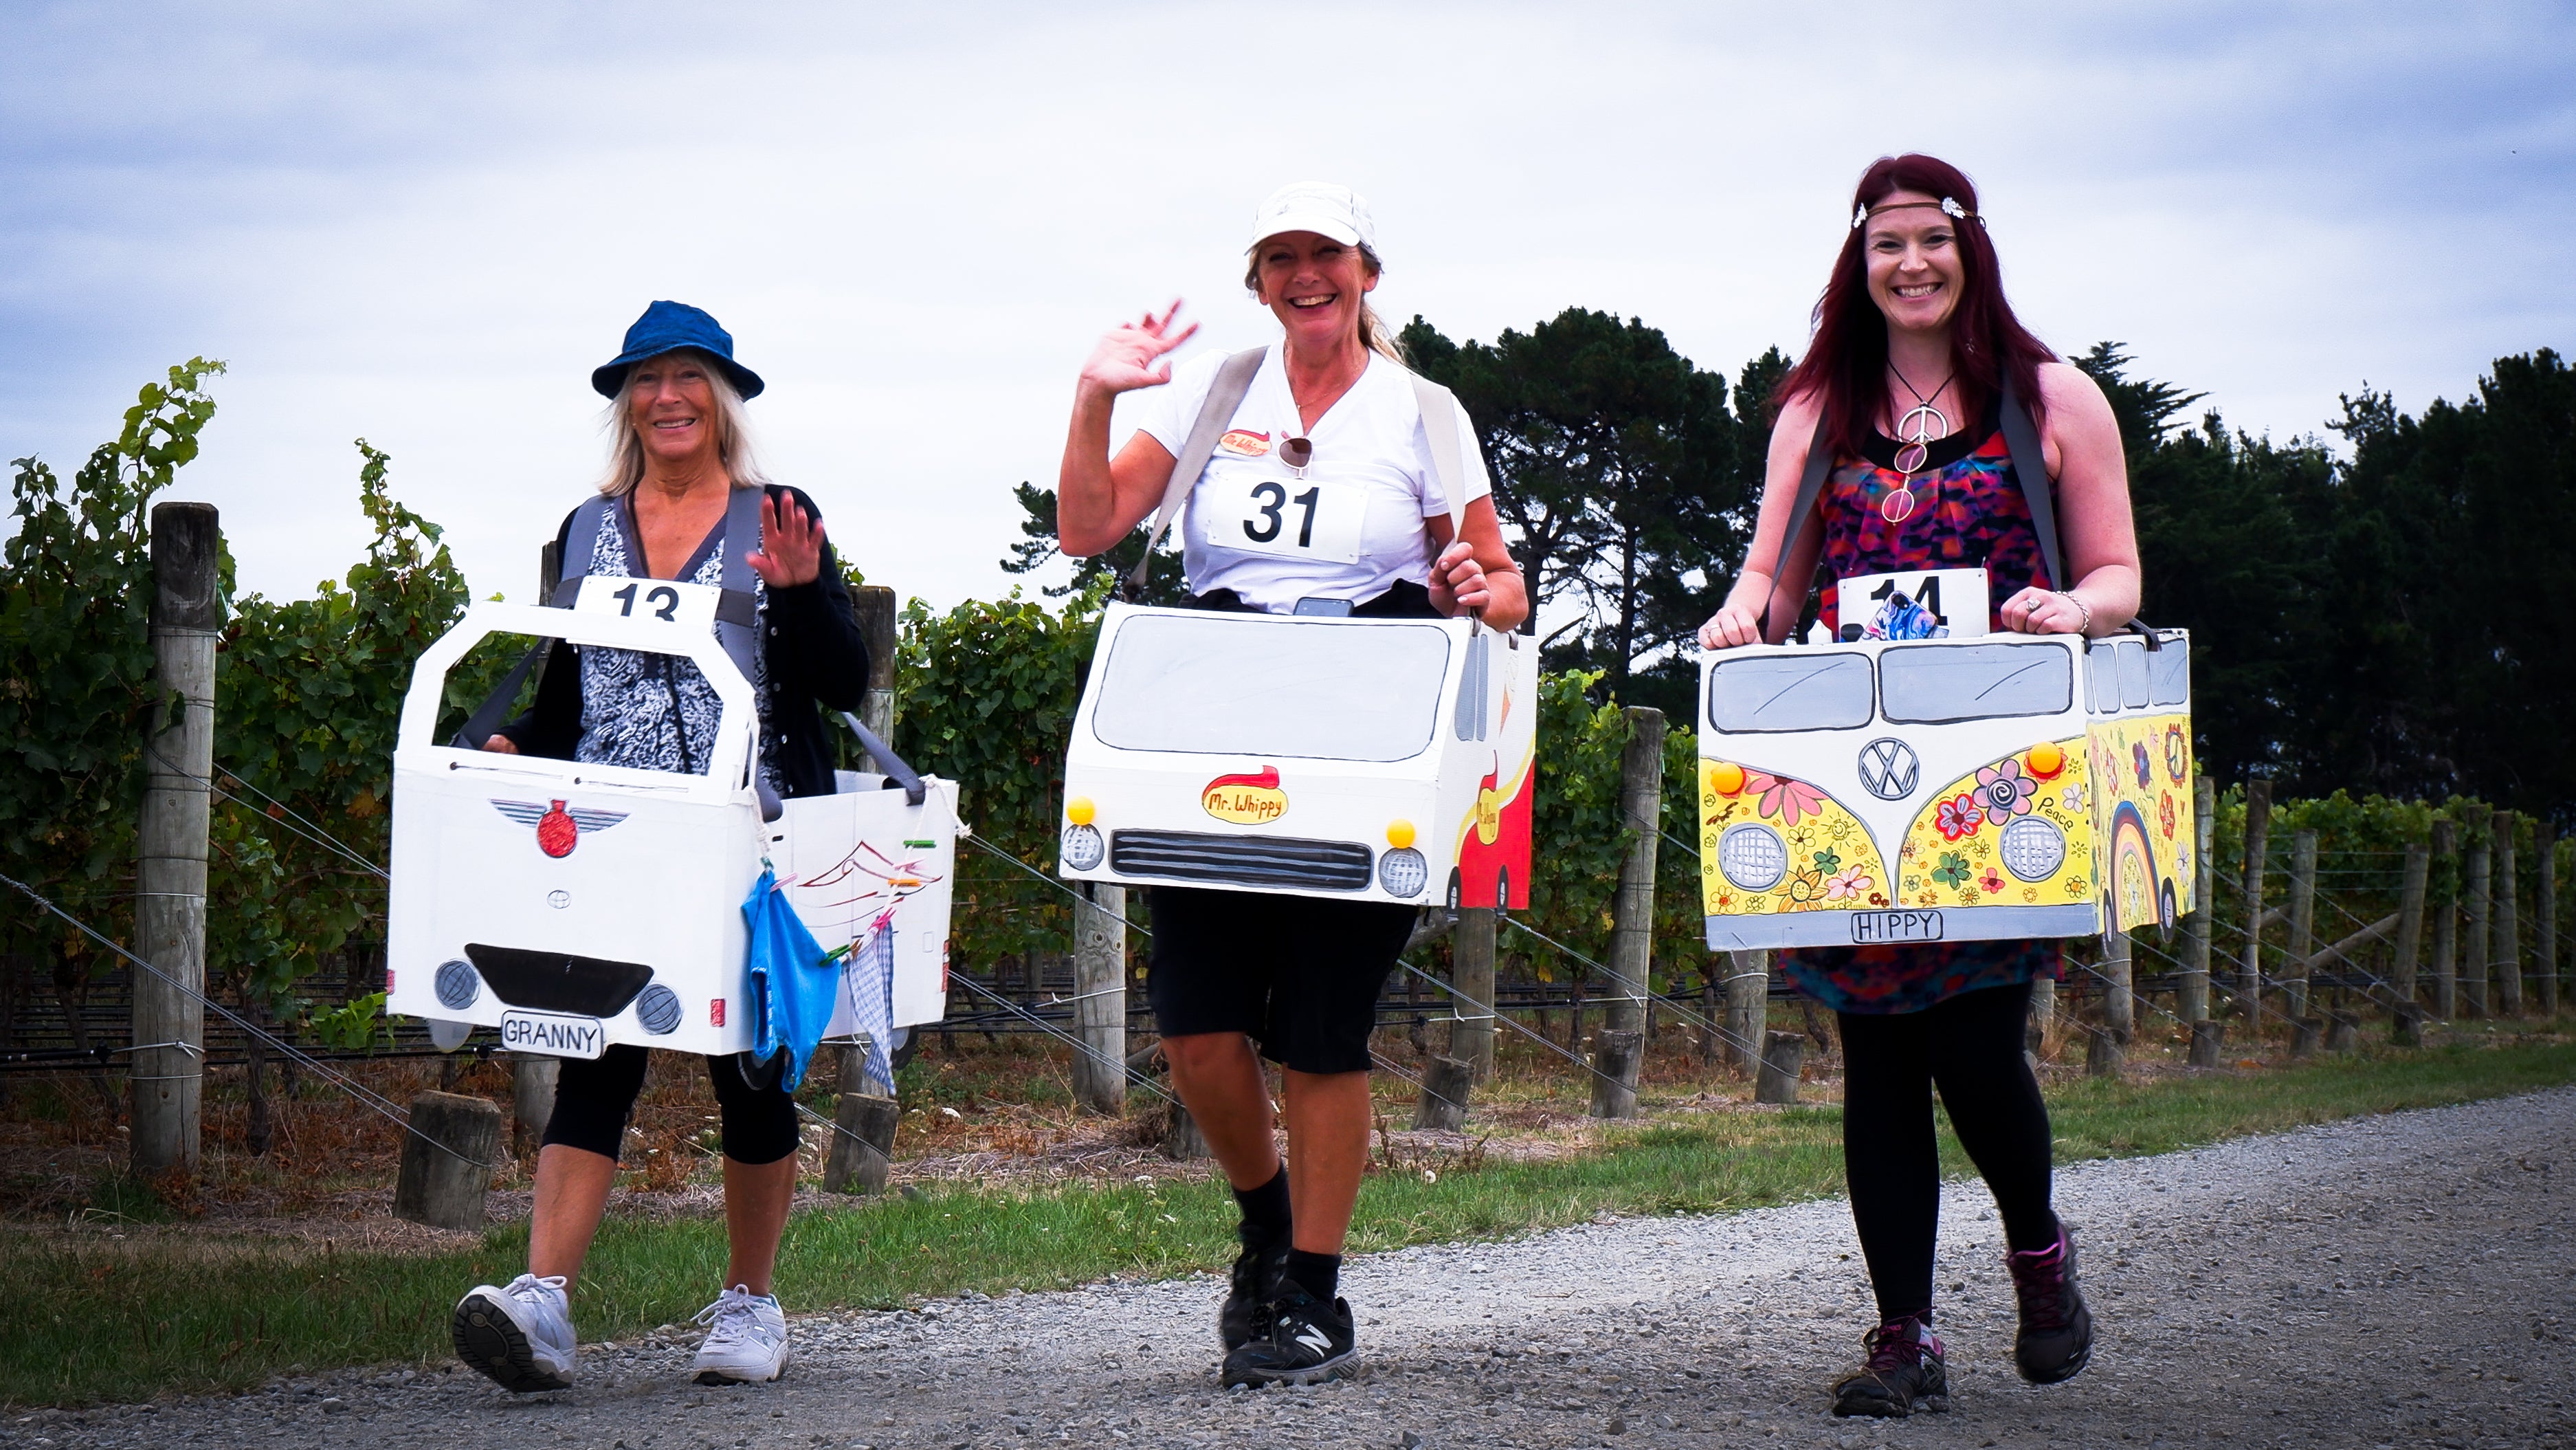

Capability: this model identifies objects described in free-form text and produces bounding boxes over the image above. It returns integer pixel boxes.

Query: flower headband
[1852,195,1981,229]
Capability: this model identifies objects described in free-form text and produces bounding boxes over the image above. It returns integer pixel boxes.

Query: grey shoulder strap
[1996,380,2068,593]
[549,495,614,606]
[1767,412,1840,590]
[1408,373,1471,543]
[1126,347,1267,600]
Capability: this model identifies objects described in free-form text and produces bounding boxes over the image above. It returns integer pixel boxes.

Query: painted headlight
[2000,815,2066,882]
[1718,823,1788,891]
[434,958,480,1011]
[1061,823,1106,871]
[634,984,682,1035]
[1378,847,1428,898]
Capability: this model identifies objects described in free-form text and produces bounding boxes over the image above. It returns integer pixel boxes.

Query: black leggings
[1836,980,2058,1323]
[540,1045,801,1166]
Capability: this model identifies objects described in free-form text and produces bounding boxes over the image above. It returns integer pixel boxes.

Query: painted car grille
[1109,829,1375,892]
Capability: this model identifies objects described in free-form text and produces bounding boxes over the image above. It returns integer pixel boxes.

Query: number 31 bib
[1208,470,1370,565]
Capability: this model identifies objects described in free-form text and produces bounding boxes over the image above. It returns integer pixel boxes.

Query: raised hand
[1076,300,1199,397]
[747,492,825,589]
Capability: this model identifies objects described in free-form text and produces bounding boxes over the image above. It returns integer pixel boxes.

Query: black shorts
[541,1046,801,1166]
[1146,886,1417,1075]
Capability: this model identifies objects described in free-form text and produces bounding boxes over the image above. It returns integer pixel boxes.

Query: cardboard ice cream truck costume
[1058,604,1536,908]
[1698,393,2195,952]
[386,497,955,1074]
[1056,353,1535,910]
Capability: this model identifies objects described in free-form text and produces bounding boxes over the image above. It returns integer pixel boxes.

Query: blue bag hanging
[742,868,837,1092]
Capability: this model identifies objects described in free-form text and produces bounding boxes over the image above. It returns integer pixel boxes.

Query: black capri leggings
[1836,980,2059,1323]
[540,1045,801,1166]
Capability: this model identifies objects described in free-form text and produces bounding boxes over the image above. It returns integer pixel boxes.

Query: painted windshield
[1090,613,1452,762]
[1707,652,1874,733]
[1880,641,2074,724]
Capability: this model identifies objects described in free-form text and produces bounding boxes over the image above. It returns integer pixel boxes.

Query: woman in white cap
[1056,182,1526,1387]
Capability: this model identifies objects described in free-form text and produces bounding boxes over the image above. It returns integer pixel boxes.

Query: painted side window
[2087,642,2122,714]
[2116,639,2151,710]
[1707,652,1874,734]
[1091,613,1451,763]
[1878,641,2074,724]
[2149,636,2191,706]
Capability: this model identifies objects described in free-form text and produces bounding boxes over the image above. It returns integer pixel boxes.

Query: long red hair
[1775,154,2056,461]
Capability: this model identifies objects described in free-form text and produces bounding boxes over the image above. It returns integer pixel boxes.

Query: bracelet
[2057,590,2092,634]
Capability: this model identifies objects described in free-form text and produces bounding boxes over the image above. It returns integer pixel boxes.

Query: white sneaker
[453,1273,576,1392]
[690,1284,790,1384]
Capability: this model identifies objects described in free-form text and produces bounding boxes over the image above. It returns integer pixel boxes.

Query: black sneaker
[1220,1286,1356,1387]
[2006,1222,2094,1383]
[1219,1230,1290,1351]
[1830,1317,1948,1418]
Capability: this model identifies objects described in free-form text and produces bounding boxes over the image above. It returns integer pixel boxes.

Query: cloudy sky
[4,1,2568,609]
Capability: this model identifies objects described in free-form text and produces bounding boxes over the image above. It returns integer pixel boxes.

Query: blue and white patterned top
[571,499,786,798]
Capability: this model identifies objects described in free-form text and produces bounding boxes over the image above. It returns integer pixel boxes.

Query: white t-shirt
[1130,346,1493,614]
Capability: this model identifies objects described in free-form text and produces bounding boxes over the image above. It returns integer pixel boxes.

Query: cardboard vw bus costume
[387,493,955,1076]
[1058,351,1535,910]
[1700,393,2195,952]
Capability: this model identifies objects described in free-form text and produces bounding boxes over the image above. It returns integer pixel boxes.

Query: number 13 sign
[574,575,722,631]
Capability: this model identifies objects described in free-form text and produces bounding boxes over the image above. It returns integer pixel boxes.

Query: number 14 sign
[574,575,722,631]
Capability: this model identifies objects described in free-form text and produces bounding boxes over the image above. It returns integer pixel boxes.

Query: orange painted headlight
[2025,742,2065,779]
[1709,761,1747,796]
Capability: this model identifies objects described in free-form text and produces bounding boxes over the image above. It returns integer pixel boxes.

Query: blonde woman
[454,301,868,1393]
[1056,184,1526,1387]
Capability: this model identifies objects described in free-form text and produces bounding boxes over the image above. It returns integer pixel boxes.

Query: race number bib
[575,575,722,631]
[1835,567,1989,638]
[1210,474,1368,564]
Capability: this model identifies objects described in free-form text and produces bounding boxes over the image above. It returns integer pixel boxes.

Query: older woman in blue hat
[452,301,868,1394]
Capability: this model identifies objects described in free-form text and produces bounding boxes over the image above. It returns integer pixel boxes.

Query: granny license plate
[499,1009,607,1059]
[1850,910,1944,945]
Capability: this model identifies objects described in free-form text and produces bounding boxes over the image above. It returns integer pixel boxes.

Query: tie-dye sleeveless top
[1781,403,2065,1015]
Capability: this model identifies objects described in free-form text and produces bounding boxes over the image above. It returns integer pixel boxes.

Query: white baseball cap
[1247,182,1377,254]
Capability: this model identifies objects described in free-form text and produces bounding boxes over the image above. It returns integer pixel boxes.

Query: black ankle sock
[1233,1167,1291,1245]
[2003,1209,2063,1257]
[1282,1249,1340,1301]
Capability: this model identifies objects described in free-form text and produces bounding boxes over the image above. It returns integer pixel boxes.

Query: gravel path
[10,1088,2571,1450]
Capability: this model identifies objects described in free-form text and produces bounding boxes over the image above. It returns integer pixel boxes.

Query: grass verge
[6,1035,2570,1406]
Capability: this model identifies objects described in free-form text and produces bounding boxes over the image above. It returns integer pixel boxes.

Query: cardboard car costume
[386,589,955,1065]
[1698,628,2195,951]
[1058,603,1535,910]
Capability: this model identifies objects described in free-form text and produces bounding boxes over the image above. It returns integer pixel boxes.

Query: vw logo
[1858,738,1919,800]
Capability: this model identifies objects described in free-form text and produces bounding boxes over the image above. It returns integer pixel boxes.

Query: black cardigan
[495,484,869,799]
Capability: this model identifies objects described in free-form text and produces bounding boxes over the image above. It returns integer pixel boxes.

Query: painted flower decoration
[2157,792,2178,839]
[2164,724,2188,782]
[2131,742,2153,789]
[1977,866,2007,894]
[1931,851,1973,888]
[2060,782,2089,813]
[1811,847,1843,874]
[1786,867,1827,905]
[1935,793,1985,842]
[1748,771,1828,827]
[1975,759,2036,820]
[1867,891,1889,907]
[1825,868,1874,901]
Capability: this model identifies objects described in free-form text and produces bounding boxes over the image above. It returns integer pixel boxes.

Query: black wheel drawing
[1446,868,1463,910]
[1496,866,1511,910]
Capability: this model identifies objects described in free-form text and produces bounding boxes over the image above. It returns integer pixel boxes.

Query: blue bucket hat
[591,300,765,400]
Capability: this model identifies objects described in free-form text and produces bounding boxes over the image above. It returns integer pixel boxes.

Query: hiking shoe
[1219,1230,1291,1350]
[1830,1315,1948,1418]
[1221,1286,1357,1387]
[454,1273,576,1392]
[2007,1222,2094,1384]
[691,1284,791,1384]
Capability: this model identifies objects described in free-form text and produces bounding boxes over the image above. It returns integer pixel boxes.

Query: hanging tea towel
[742,868,836,1091]
[841,923,899,1096]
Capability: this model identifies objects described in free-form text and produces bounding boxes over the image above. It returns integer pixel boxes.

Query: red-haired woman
[1699,155,2137,1418]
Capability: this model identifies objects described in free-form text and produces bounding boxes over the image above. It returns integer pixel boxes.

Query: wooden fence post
[2100,928,2134,1044]
[2392,841,2429,1031]
[2536,820,2560,1018]
[2086,1024,2124,1078]
[1593,707,1662,1118]
[2237,780,2273,1028]
[1754,1031,1804,1105]
[851,584,899,742]
[131,502,220,1179]
[2180,774,2215,1023]
[1452,907,1497,1083]
[821,1079,900,1194]
[2028,974,2057,1062]
[1070,882,1127,1114]
[1724,950,1769,1075]
[2431,817,2458,1019]
[393,1090,503,1230]
[2284,830,2318,1025]
[2494,813,2523,1015]
[2461,803,2492,1018]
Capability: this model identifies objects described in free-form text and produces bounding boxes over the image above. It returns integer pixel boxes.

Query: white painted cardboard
[386,600,955,1057]
[1059,604,1536,910]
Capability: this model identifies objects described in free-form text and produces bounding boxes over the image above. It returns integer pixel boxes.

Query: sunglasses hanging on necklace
[1880,364,1954,524]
